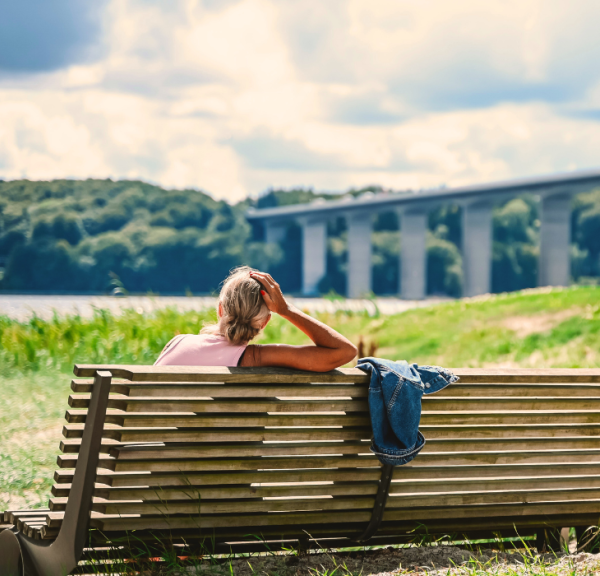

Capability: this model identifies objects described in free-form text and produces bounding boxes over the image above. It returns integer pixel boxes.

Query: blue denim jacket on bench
[356,358,459,466]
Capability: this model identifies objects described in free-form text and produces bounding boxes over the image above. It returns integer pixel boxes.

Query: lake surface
[0,294,445,321]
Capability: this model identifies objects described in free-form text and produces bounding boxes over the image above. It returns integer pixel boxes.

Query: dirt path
[183,545,600,575]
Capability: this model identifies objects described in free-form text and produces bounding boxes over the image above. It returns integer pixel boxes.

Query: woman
[155,266,357,372]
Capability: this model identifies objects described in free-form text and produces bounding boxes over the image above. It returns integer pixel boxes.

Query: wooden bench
[3,365,600,575]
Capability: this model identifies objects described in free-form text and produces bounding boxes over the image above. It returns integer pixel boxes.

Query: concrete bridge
[246,169,600,298]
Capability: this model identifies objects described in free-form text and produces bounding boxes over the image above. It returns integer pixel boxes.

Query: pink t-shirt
[154,333,247,367]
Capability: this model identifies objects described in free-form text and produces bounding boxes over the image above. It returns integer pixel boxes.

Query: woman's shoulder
[155,331,246,367]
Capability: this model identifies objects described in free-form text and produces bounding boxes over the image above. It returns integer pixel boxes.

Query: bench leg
[0,370,112,576]
[535,527,564,553]
[0,530,23,576]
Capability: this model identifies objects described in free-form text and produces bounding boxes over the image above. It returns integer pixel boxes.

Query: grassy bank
[1,285,599,509]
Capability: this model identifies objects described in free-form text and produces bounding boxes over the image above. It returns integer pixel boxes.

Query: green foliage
[268,223,302,292]
[0,179,281,294]
[429,203,462,248]
[0,307,218,374]
[0,286,598,377]
[427,234,463,297]
[256,187,337,209]
[0,179,599,297]
[573,189,600,279]
[372,230,400,295]
[491,197,539,293]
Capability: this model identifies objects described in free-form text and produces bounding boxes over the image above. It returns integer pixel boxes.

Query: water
[0,294,445,322]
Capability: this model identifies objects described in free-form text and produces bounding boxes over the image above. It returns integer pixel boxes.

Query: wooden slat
[68,394,600,412]
[54,468,384,486]
[434,384,600,397]
[7,509,50,524]
[73,364,370,383]
[411,449,600,466]
[420,411,600,425]
[73,365,600,383]
[58,447,600,474]
[71,379,369,397]
[64,410,370,427]
[392,474,600,494]
[52,495,378,515]
[68,395,369,413]
[61,434,600,456]
[65,408,600,427]
[47,509,373,531]
[383,499,600,522]
[16,517,46,531]
[61,423,600,441]
[45,496,600,531]
[49,485,600,515]
[23,523,45,538]
[52,473,600,501]
[70,380,131,394]
[388,487,600,508]
[57,453,115,469]
[71,379,600,398]
[54,437,598,459]
[422,398,600,411]
[422,437,600,452]
[52,482,109,497]
[55,461,600,488]
[449,369,600,383]
[60,438,124,453]
[57,454,381,472]
[107,441,371,460]
[51,482,381,504]
[421,424,600,439]
[62,425,372,442]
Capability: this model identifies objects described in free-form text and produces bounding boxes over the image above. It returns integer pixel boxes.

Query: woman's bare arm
[239,272,357,372]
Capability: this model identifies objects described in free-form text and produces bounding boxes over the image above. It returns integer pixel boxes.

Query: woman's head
[206,266,270,345]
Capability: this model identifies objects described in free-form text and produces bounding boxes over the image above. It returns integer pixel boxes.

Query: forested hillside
[0,179,598,295]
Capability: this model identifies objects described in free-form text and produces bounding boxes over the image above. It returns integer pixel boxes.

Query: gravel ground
[182,546,600,575]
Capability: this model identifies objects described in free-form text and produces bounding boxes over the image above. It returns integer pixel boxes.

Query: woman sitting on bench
[155,266,357,372]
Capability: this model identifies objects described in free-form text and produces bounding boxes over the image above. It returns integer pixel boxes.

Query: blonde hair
[202,266,270,345]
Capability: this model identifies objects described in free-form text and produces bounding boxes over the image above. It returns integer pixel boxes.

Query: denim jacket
[356,358,459,466]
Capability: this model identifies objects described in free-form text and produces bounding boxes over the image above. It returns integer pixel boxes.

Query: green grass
[1,285,599,510]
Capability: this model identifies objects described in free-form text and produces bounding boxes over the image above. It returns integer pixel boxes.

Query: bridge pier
[264,222,287,245]
[347,213,372,298]
[462,201,493,297]
[299,217,327,295]
[399,208,428,300]
[539,192,572,287]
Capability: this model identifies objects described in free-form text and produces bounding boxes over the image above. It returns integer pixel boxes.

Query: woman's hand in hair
[250,272,289,316]
[244,271,357,372]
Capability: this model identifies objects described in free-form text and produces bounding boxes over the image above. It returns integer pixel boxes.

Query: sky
[1,0,600,202]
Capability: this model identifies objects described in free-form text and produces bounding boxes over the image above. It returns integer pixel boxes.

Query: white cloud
[0,0,599,201]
